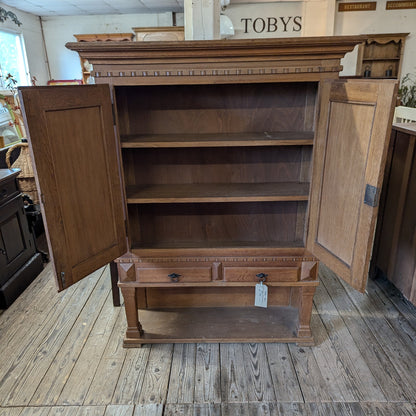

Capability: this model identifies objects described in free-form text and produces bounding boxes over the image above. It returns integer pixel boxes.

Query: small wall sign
[386,1,416,9]
[338,2,377,11]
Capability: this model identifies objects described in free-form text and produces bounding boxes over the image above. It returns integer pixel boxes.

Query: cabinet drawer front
[223,267,299,282]
[136,267,212,283]
[0,180,19,206]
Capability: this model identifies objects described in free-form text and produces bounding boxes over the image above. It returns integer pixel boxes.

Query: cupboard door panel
[308,79,397,292]
[19,85,126,290]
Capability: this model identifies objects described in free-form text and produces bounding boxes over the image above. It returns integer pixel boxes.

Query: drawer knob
[256,273,268,282]
[168,272,181,282]
[0,189,7,198]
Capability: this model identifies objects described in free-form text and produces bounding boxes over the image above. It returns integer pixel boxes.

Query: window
[0,29,30,88]
[0,30,29,146]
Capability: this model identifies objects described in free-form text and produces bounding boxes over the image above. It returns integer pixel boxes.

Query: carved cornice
[66,36,368,60]
[66,36,368,84]
[363,32,409,45]
[92,65,343,80]
[116,256,317,263]
[66,36,371,85]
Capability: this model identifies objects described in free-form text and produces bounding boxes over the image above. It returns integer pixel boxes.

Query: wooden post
[110,261,120,306]
[184,0,221,40]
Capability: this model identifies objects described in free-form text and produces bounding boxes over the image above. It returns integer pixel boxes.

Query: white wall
[335,0,416,79]
[2,0,414,83]
[223,0,335,39]
[0,2,49,85]
[222,0,414,80]
[41,13,173,81]
[223,2,303,39]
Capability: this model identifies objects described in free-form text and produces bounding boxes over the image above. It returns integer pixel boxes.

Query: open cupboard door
[19,85,127,290]
[307,79,397,292]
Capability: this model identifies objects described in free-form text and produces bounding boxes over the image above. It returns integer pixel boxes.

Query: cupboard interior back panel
[122,146,312,186]
[128,201,307,248]
[144,286,292,308]
[115,82,318,136]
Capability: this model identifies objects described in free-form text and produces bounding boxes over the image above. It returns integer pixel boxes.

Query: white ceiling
[0,0,283,16]
[0,0,184,16]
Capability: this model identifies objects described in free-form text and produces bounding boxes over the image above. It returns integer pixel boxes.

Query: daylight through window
[0,30,30,88]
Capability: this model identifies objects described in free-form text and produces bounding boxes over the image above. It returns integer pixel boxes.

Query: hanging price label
[255,281,268,308]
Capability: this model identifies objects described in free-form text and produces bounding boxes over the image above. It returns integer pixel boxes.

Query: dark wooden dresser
[373,123,416,305]
[0,168,43,308]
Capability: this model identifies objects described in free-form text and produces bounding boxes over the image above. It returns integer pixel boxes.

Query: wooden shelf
[363,76,397,80]
[362,57,400,61]
[356,33,408,80]
[126,182,310,203]
[130,241,306,257]
[123,306,314,346]
[121,131,314,148]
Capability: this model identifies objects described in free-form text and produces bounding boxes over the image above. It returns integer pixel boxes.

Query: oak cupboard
[18,37,397,346]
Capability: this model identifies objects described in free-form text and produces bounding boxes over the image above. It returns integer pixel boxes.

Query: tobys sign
[224,2,303,38]
[241,16,302,34]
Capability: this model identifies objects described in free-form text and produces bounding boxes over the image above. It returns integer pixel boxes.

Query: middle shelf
[120,131,314,148]
[126,182,310,203]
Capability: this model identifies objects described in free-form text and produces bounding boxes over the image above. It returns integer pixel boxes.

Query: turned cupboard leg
[296,286,316,338]
[120,286,143,340]
[291,284,317,346]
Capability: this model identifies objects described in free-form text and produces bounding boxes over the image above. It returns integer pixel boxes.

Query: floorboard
[164,403,221,415]
[84,310,127,406]
[374,276,416,329]
[264,343,303,402]
[312,283,386,402]
[308,311,357,402]
[1,263,416,415]
[137,344,174,405]
[367,279,416,348]
[339,276,416,394]
[103,405,134,416]
[0,408,24,416]
[112,346,151,404]
[194,343,221,404]
[133,404,164,416]
[243,343,276,402]
[166,343,196,404]
[219,343,248,403]
[29,268,110,406]
[0,268,105,407]
[319,264,414,401]
[56,275,119,406]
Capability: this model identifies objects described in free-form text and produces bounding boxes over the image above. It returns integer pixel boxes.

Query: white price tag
[255,282,268,308]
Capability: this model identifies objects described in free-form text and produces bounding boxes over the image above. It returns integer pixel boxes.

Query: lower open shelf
[123,306,314,347]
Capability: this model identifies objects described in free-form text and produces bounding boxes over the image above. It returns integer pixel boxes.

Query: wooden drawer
[0,178,19,206]
[136,266,212,283]
[223,266,300,283]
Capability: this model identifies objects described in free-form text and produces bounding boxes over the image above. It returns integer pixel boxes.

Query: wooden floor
[1,263,416,416]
